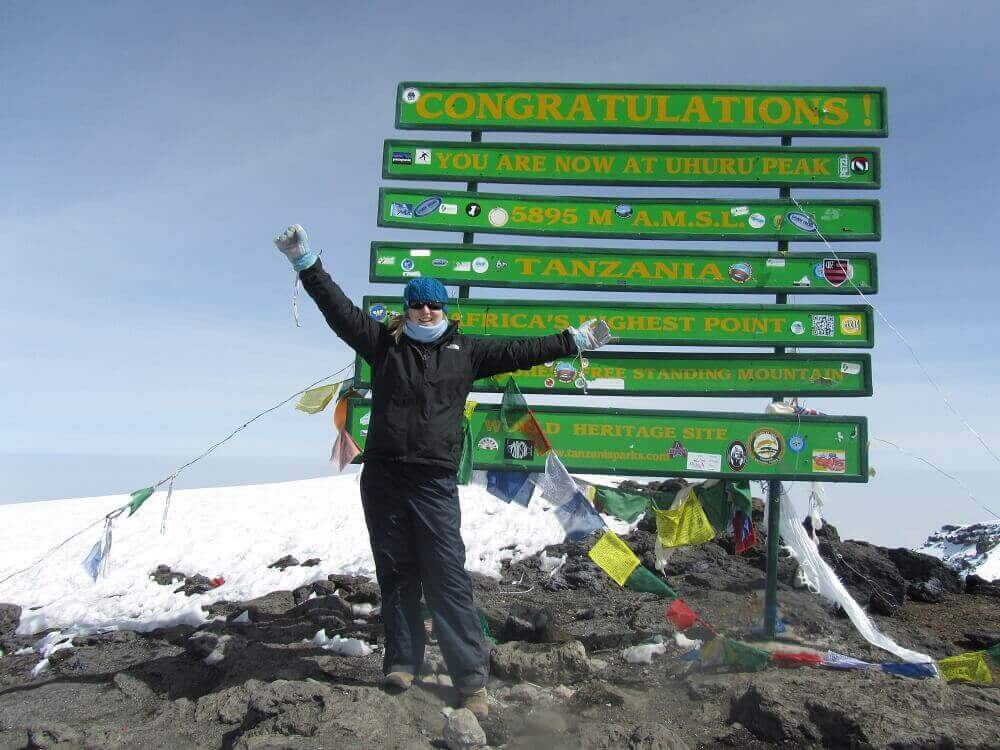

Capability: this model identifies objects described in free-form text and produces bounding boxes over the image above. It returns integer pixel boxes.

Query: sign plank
[370,242,877,294]
[395,83,888,137]
[345,399,870,482]
[353,352,873,397]
[362,296,874,348]
[378,189,880,241]
[384,141,880,188]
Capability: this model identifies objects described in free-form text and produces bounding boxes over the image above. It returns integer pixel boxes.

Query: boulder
[886,547,963,592]
[241,591,296,622]
[965,574,1000,597]
[500,604,565,644]
[490,640,593,685]
[818,539,906,616]
[268,555,300,571]
[443,708,486,750]
[0,603,21,637]
[908,578,945,604]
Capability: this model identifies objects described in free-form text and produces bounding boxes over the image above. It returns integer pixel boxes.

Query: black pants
[360,460,489,692]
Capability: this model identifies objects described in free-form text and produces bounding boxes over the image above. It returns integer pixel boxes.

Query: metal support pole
[764,135,793,638]
[458,130,482,300]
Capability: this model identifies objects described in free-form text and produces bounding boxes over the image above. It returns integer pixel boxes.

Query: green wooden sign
[362,296,874,348]
[353,352,872,397]
[345,399,869,482]
[370,242,877,295]
[395,83,887,137]
[378,189,880,241]
[384,141,881,188]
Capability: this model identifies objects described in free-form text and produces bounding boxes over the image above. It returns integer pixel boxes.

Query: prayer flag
[936,651,993,684]
[82,539,102,581]
[295,382,341,414]
[538,452,579,505]
[733,510,757,554]
[771,651,823,668]
[588,531,641,586]
[655,492,715,549]
[881,662,938,679]
[592,486,652,524]
[624,564,678,599]
[331,429,361,470]
[665,599,698,631]
[458,420,473,485]
[499,377,551,454]
[553,492,605,541]
[486,470,536,507]
[694,481,733,533]
[820,651,876,670]
[127,487,154,517]
[701,636,770,672]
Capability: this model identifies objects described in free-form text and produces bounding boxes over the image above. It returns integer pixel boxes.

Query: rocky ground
[1,506,999,750]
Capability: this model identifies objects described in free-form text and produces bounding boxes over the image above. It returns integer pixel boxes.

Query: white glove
[274,224,317,271]
[568,319,613,351]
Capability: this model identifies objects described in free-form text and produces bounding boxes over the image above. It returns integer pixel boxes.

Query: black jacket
[300,259,577,472]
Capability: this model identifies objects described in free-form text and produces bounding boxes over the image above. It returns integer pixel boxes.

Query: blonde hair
[387,314,406,344]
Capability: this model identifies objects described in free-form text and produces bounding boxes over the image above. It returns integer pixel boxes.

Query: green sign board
[384,141,881,188]
[363,296,874,348]
[370,243,877,295]
[395,83,887,137]
[354,352,872,397]
[378,189,880,242]
[345,399,869,482]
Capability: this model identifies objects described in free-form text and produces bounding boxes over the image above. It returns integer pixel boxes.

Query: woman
[274,225,609,719]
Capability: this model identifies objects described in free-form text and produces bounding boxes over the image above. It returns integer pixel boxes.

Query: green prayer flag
[458,418,473,485]
[624,563,678,599]
[702,636,770,672]
[500,376,529,432]
[593,486,651,524]
[127,486,154,517]
[727,481,753,517]
[478,608,497,645]
[695,482,733,533]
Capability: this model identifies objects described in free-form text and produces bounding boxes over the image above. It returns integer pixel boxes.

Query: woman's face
[406,303,446,326]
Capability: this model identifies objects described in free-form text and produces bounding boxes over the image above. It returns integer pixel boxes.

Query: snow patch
[622,636,666,664]
[310,629,373,657]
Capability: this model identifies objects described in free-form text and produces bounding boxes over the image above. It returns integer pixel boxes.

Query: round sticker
[401,258,415,272]
[554,362,577,383]
[786,211,817,232]
[727,441,748,472]
[615,204,633,219]
[750,428,784,465]
[580,357,589,368]
[466,203,481,217]
[729,262,753,284]
[813,261,826,280]
[789,435,806,453]
[402,87,420,104]
[471,257,489,274]
[488,207,509,227]
[414,196,442,217]
[574,377,587,389]
[369,303,388,322]
[748,213,766,229]
[791,321,805,335]
[477,437,499,451]
[544,378,555,388]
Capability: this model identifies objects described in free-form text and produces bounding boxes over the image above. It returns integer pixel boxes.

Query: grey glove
[567,319,614,351]
[274,224,317,272]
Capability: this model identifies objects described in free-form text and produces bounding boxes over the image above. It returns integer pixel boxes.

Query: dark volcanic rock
[959,630,1000,650]
[300,557,321,567]
[25,723,82,749]
[0,603,21,636]
[966,574,1000,597]
[886,547,963,592]
[818,539,906,616]
[268,554,300,570]
[289,594,353,623]
[500,604,565,644]
[174,574,215,596]
[241,591,296,622]
[908,578,945,604]
[150,564,186,586]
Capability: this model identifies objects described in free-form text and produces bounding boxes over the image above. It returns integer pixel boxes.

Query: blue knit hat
[403,277,449,312]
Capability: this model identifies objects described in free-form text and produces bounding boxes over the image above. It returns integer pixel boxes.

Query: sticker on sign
[687,452,722,472]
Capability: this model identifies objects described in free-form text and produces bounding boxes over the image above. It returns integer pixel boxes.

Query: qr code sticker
[811,314,835,337]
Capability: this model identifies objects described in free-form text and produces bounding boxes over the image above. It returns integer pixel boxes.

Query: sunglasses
[407,301,444,311]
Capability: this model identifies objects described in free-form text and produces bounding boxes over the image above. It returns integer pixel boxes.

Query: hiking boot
[460,687,489,720]
[383,671,413,692]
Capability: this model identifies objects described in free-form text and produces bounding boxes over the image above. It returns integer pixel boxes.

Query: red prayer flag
[665,598,699,631]
[771,651,823,668]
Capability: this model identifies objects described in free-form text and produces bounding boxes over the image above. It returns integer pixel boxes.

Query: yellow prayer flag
[655,491,716,549]
[463,400,478,422]
[588,530,641,586]
[295,382,341,414]
[937,651,993,685]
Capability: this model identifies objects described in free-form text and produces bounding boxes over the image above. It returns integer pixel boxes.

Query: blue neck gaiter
[404,318,448,343]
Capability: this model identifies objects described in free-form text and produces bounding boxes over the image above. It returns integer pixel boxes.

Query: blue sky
[2,1,999,546]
